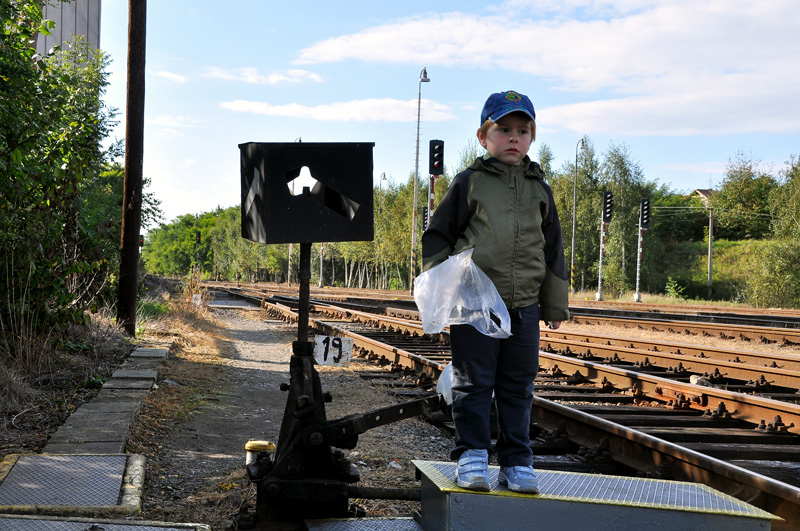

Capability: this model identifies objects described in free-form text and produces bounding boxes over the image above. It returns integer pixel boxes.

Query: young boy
[421,90,570,493]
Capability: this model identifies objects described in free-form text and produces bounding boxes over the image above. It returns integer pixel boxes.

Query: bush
[744,239,800,308]
[665,277,685,299]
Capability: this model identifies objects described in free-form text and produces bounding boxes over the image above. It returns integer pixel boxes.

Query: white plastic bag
[437,362,454,405]
[414,249,511,338]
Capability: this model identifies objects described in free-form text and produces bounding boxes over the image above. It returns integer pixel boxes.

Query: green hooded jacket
[421,155,570,323]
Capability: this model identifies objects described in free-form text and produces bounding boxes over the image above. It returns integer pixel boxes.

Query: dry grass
[126,305,255,529]
[0,312,133,458]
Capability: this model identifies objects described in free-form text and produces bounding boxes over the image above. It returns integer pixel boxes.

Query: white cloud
[542,71,800,136]
[154,70,187,83]
[493,0,659,17]
[203,67,323,85]
[292,1,800,135]
[219,98,457,122]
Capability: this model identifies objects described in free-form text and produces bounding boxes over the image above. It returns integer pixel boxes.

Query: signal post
[596,191,613,301]
[426,139,444,231]
[634,199,651,302]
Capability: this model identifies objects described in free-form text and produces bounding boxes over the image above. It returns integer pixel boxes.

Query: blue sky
[98,0,800,226]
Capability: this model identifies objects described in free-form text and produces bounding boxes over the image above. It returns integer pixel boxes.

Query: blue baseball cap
[480,91,536,124]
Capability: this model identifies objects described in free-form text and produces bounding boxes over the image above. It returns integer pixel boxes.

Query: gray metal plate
[0,455,126,506]
[305,518,423,531]
[0,516,204,531]
[414,461,776,518]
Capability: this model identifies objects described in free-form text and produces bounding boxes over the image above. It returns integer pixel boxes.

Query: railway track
[210,286,800,529]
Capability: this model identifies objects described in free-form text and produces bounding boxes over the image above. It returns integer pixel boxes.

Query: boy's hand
[546,321,562,330]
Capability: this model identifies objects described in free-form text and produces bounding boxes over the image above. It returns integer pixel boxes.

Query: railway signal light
[422,206,429,230]
[429,139,444,175]
[139,235,144,247]
[640,199,651,229]
[602,191,614,223]
[195,231,201,244]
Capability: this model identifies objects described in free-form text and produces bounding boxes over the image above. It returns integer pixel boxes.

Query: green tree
[455,138,483,174]
[548,137,602,293]
[634,188,707,295]
[744,239,800,309]
[743,155,800,308]
[599,143,657,296]
[1,2,124,337]
[711,152,777,239]
[537,143,554,176]
[770,155,800,239]
[648,191,708,243]
[74,165,160,302]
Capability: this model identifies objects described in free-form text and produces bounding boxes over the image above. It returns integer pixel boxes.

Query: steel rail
[259,300,445,377]
[260,296,800,430]
[542,329,800,372]
[569,299,800,320]
[540,335,800,389]
[266,298,800,434]
[250,292,800,529]
[530,397,800,530]
[570,305,800,329]
[312,318,445,378]
[537,352,800,432]
[570,314,800,344]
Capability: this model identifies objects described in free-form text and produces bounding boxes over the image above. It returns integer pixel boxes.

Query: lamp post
[410,67,430,294]
[377,172,387,289]
[571,138,587,293]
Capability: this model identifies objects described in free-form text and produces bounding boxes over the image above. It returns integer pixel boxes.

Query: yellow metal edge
[0,454,22,484]
[0,504,139,517]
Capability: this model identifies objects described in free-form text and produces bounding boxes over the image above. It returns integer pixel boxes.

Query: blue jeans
[449,303,540,467]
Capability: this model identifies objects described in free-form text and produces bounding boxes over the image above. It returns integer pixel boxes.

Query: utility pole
[117,0,146,336]
[708,207,713,299]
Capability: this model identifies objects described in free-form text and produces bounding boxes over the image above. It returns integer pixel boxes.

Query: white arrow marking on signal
[245,168,260,217]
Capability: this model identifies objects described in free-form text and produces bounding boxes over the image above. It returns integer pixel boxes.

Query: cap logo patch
[505,91,522,102]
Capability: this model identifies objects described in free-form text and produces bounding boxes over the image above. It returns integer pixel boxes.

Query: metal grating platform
[0,454,143,516]
[0,515,210,531]
[306,517,423,531]
[413,460,779,531]
[0,454,124,506]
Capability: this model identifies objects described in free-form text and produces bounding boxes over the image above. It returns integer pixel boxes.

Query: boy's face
[477,113,533,166]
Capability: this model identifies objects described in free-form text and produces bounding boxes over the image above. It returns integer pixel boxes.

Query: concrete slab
[122,358,163,370]
[92,388,150,402]
[42,442,127,454]
[45,430,125,447]
[111,369,158,380]
[102,379,153,390]
[69,401,140,417]
[130,348,168,359]
[43,409,134,453]
[48,421,127,440]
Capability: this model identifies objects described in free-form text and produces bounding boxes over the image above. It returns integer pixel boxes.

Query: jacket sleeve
[538,180,570,322]
[421,170,473,272]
